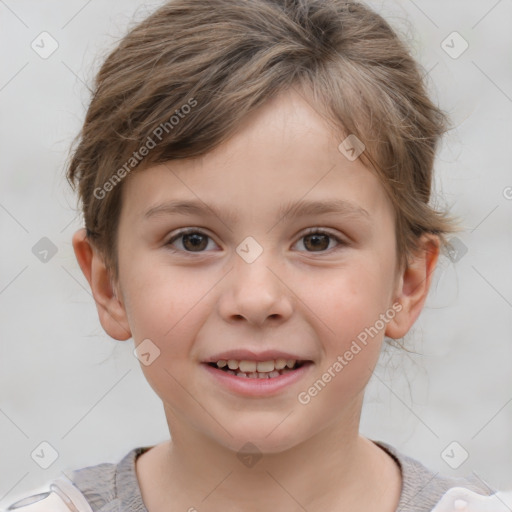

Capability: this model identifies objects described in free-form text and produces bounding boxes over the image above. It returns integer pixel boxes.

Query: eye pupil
[304,233,329,251]
[183,233,208,251]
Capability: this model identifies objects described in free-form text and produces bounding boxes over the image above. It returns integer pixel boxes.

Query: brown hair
[66,0,461,284]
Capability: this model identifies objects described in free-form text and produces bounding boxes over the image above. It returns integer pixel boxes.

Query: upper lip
[202,349,313,363]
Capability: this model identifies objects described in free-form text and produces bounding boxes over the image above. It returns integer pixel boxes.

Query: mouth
[204,359,312,379]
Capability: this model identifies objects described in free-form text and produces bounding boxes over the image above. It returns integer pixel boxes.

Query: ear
[385,233,440,339]
[72,228,132,341]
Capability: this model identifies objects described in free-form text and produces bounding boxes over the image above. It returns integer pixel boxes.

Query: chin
[209,420,307,456]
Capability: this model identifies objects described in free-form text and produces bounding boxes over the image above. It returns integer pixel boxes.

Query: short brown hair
[66,0,461,283]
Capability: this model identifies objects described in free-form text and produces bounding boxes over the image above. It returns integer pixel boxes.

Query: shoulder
[68,446,152,512]
[1,447,150,512]
[372,440,496,512]
[68,459,117,511]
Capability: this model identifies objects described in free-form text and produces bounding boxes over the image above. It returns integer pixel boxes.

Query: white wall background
[1,0,511,508]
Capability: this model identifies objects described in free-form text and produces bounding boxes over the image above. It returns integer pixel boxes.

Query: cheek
[307,258,393,387]
[120,250,202,337]
[120,265,216,403]
[313,258,392,335]
[297,283,387,418]
[120,261,220,386]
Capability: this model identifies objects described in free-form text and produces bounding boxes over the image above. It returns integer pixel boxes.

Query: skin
[73,88,439,512]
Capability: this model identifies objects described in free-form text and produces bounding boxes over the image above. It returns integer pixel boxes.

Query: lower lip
[202,362,314,397]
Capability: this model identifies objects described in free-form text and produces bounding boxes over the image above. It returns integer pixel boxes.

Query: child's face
[76,89,436,453]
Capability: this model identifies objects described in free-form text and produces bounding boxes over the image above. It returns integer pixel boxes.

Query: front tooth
[227,359,239,370]
[256,360,275,372]
[275,358,287,370]
[217,360,227,368]
[286,359,296,368]
[239,360,257,372]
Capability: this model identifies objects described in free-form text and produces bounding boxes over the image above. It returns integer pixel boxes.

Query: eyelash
[165,227,347,255]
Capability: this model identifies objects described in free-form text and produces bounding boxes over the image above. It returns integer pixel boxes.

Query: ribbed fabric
[68,440,496,512]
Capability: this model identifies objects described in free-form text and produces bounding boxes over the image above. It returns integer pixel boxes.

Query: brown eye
[296,229,345,253]
[182,232,208,251]
[303,233,330,251]
[166,229,213,252]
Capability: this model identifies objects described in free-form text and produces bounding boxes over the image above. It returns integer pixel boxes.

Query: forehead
[121,90,393,225]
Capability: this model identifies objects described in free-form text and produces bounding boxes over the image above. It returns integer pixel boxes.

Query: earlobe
[71,228,132,341]
[385,234,440,340]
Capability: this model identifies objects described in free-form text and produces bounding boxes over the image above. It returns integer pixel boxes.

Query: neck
[136,402,402,511]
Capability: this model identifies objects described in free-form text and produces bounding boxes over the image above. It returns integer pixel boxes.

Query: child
[4,0,504,511]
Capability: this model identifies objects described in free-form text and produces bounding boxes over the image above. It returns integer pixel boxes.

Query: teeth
[233,367,295,379]
[218,358,297,372]
[256,360,274,372]
[210,358,307,379]
[239,360,257,372]
[275,358,287,370]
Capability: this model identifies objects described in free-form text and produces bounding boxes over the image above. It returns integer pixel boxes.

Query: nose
[217,250,294,327]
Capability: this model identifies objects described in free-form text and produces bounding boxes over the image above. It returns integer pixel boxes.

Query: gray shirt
[68,440,495,512]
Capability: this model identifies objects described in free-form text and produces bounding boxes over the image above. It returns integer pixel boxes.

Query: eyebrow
[143,198,371,225]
